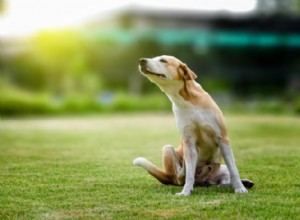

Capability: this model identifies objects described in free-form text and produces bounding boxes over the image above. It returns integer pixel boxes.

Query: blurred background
[1,0,300,116]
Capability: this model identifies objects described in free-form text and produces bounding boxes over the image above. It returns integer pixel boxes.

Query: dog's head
[139,55,197,87]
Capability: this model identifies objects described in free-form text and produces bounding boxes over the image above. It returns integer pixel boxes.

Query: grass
[0,113,300,219]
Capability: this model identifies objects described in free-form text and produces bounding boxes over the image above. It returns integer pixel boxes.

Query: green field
[0,114,300,219]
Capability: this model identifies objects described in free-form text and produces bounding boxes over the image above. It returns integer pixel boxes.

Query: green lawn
[0,114,300,219]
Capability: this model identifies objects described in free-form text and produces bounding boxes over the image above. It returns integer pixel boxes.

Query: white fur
[170,96,225,195]
[146,55,176,80]
[220,143,247,193]
[133,157,149,167]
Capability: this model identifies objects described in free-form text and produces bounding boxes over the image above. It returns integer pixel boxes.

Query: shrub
[0,87,58,116]
[295,96,300,114]
[111,93,170,112]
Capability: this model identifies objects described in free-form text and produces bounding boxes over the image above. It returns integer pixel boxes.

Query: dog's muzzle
[139,58,148,71]
[139,58,166,79]
[139,58,147,65]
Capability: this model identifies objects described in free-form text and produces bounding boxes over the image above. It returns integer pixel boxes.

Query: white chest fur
[173,107,220,137]
[161,81,222,148]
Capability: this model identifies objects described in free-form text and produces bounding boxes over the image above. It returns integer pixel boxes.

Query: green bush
[0,87,58,116]
[295,96,300,114]
[0,85,171,116]
[256,100,287,114]
[0,83,299,116]
[0,95,52,115]
[111,93,170,112]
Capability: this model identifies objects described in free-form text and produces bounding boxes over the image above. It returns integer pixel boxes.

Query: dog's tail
[133,157,174,185]
[218,179,254,189]
[241,179,254,189]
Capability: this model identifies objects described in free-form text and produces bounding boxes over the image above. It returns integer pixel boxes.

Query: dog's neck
[157,80,205,109]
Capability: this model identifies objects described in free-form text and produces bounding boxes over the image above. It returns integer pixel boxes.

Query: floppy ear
[179,63,197,81]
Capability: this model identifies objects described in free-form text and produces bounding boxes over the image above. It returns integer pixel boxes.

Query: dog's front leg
[220,140,247,193]
[176,137,198,196]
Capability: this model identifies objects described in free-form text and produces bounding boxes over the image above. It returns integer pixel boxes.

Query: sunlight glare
[0,0,256,37]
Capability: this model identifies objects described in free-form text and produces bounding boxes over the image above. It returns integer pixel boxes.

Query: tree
[255,0,300,14]
[0,0,6,15]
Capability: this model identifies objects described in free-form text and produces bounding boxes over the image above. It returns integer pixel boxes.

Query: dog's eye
[160,59,167,63]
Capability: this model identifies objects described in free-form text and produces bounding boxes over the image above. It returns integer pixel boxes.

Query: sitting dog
[133,55,253,196]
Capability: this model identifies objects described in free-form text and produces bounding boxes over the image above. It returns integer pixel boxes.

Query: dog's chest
[174,108,221,147]
[174,108,222,163]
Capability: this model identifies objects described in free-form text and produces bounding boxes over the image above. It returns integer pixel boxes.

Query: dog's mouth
[140,66,166,79]
[145,70,166,79]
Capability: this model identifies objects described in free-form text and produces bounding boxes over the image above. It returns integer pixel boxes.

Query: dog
[133,55,253,196]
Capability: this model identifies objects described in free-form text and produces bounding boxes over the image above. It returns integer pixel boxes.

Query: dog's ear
[179,63,197,81]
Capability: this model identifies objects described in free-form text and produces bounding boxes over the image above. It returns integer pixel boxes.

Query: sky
[0,0,256,37]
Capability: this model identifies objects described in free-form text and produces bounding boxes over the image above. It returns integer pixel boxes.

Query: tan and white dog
[133,55,253,196]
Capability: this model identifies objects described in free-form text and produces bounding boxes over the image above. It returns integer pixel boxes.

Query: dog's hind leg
[133,157,171,184]
[210,165,254,189]
[133,145,182,185]
[162,145,184,185]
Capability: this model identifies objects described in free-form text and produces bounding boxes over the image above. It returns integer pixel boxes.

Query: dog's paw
[132,157,147,166]
[176,184,193,196]
[175,188,192,196]
[232,180,248,193]
[234,186,248,194]
[175,191,191,196]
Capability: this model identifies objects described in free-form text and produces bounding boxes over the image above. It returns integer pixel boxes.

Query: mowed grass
[0,114,300,219]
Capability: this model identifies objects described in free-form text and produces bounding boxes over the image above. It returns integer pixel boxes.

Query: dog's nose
[139,58,147,65]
